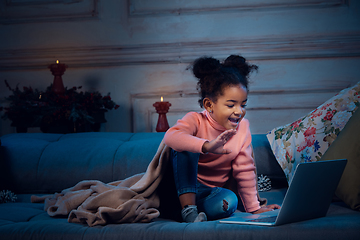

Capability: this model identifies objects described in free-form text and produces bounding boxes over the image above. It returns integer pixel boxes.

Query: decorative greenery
[0,80,119,132]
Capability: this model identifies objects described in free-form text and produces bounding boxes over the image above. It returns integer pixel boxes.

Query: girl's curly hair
[192,55,258,108]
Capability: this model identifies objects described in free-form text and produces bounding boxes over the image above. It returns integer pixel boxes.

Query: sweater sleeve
[232,121,260,213]
[163,112,208,153]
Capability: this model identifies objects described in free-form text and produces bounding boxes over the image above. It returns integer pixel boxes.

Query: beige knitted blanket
[31,141,171,227]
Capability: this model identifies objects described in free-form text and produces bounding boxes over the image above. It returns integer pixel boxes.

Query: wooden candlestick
[153,97,171,132]
[49,60,67,95]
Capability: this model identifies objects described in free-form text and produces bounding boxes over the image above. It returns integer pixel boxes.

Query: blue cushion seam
[128,133,137,141]
[35,135,63,191]
[35,141,52,192]
[80,223,90,240]
[27,211,46,222]
[112,141,126,181]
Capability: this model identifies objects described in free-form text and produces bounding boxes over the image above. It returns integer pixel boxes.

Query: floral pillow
[267,81,360,183]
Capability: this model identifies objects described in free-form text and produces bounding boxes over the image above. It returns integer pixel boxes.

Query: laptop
[219,159,347,226]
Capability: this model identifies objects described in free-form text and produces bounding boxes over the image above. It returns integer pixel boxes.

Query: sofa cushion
[0,133,63,142]
[266,81,360,183]
[59,132,134,141]
[0,132,166,194]
[0,218,88,240]
[320,108,360,211]
[0,203,44,222]
[38,137,126,192]
[251,134,287,189]
[0,138,52,192]
[113,137,164,180]
[1,199,359,240]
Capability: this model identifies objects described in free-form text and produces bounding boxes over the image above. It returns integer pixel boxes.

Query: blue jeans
[171,150,238,220]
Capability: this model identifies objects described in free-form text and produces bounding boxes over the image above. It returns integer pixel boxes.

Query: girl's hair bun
[223,55,258,78]
[192,56,221,79]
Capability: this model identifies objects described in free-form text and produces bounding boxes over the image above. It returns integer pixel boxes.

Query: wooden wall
[1,0,359,135]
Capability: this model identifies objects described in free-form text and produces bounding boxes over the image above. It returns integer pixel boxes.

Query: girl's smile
[204,84,248,130]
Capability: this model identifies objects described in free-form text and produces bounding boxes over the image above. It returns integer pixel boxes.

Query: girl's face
[204,84,248,130]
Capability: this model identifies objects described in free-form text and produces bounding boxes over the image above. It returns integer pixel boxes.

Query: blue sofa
[0,132,359,240]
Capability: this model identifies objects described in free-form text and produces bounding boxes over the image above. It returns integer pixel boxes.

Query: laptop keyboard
[247,216,277,223]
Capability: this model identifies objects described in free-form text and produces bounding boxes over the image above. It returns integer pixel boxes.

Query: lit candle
[153,96,171,132]
[49,60,67,95]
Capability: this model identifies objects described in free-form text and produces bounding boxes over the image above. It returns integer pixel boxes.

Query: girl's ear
[203,98,213,113]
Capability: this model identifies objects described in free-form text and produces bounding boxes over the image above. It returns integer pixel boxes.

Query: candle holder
[49,60,67,95]
[153,97,171,132]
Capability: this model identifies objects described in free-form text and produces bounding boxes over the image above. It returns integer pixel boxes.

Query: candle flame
[56,60,59,64]
[161,96,163,102]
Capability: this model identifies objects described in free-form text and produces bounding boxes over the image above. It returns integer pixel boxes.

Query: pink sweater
[163,110,260,213]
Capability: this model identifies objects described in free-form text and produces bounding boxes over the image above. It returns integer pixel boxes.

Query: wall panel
[0,0,98,24]
[1,34,359,71]
[129,0,346,16]
[0,0,359,136]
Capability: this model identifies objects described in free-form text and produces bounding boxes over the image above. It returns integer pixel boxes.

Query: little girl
[163,55,280,222]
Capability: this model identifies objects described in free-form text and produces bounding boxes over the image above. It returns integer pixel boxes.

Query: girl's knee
[203,188,238,220]
[221,189,238,214]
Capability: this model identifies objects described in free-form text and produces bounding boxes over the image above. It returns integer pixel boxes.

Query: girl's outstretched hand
[251,204,281,214]
[202,129,237,154]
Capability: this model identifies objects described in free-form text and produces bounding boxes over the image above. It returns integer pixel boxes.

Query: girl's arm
[165,112,237,154]
[231,122,261,213]
[232,123,281,213]
[163,112,208,153]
